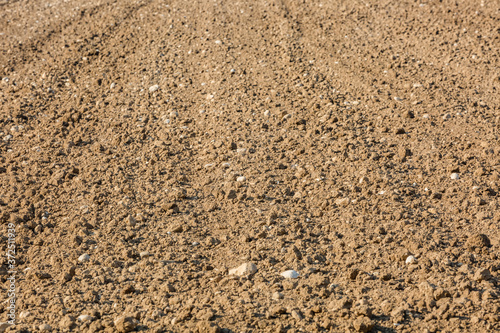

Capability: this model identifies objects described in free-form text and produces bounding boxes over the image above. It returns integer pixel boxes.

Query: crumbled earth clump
[0,0,499,332]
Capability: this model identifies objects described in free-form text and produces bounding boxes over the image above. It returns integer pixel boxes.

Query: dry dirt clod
[0,323,11,332]
[59,316,76,329]
[466,234,491,249]
[114,316,138,333]
[228,262,257,276]
[474,268,492,282]
[353,316,374,333]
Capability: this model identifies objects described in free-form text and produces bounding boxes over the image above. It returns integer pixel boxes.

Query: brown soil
[1,0,499,332]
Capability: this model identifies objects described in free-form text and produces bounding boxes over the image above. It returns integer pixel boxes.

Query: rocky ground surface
[1,0,499,332]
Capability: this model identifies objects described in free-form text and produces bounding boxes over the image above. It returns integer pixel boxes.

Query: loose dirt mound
[1,0,499,332]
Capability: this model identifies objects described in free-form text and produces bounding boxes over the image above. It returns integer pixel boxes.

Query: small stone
[264,110,270,116]
[114,316,138,333]
[77,315,93,322]
[395,128,406,134]
[281,270,299,279]
[149,85,159,92]
[19,311,31,319]
[39,324,52,331]
[140,251,150,258]
[335,197,350,206]
[236,176,246,182]
[272,292,284,300]
[450,173,459,180]
[405,255,417,265]
[78,253,90,263]
[291,310,303,321]
[359,176,369,185]
[228,262,257,276]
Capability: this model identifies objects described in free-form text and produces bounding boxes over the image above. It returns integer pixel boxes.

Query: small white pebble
[110,82,116,89]
[422,114,430,119]
[215,40,222,44]
[11,125,23,132]
[406,255,417,265]
[77,315,93,322]
[139,251,150,259]
[264,110,270,116]
[3,135,12,141]
[236,176,246,182]
[230,69,236,73]
[39,324,52,331]
[281,270,300,279]
[19,311,31,319]
[78,253,90,263]
[149,85,159,92]
[450,173,459,180]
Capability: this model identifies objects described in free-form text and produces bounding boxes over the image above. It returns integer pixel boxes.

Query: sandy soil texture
[1,0,499,332]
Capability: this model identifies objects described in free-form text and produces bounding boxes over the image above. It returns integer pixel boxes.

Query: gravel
[281,270,300,279]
